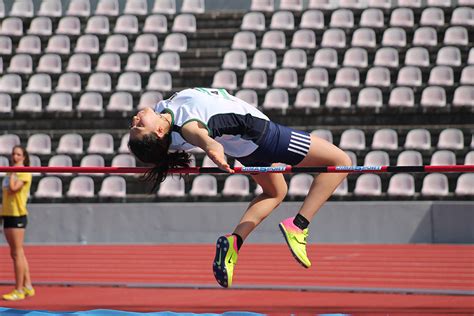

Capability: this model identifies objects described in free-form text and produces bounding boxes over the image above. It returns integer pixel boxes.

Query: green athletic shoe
[279,217,311,268]
[213,234,238,288]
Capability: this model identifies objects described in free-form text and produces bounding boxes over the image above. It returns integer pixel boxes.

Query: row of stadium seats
[1,128,472,156]
[29,173,474,200]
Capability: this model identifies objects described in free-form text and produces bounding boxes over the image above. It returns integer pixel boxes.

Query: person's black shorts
[2,215,28,229]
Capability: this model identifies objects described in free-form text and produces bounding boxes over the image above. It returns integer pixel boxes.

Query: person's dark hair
[12,145,30,167]
[128,132,190,191]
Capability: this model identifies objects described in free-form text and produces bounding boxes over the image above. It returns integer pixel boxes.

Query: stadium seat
[280,0,303,11]
[291,29,316,49]
[125,53,151,72]
[371,129,398,150]
[397,150,423,166]
[104,34,129,54]
[288,174,313,197]
[451,7,473,26]
[452,86,474,107]
[428,66,454,86]
[111,154,136,168]
[211,70,238,90]
[335,67,360,87]
[124,0,147,16]
[270,11,294,30]
[10,0,34,17]
[345,151,358,166]
[222,50,247,70]
[157,176,185,197]
[29,155,41,177]
[0,134,20,155]
[86,73,112,93]
[459,66,474,85]
[282,49,307,68]
[66,0,91,17]
[436,47,462,66]
[17,36,41,55]
[26,74,52,93]
[261,30,286,50]
[387,174,415,197]
[190,175,218,196]
[397,66,422,87]
[326,88,351,109]
[364,150,390,166]
[0,36,12,55]
[114,15,139,34]
[35,177,63,198]
[427,0,451,7]
[96,0,119,16]
[351,28,376,48]
[173,14,197,33]
[303,67,329,88]
[85,16,110,35]
[360,9,384,28]
[421,173,449,196]
[321,28,346,48]
[66,53,92,73]
[431,150,456,166]
[0,93,12,113]
[339,129,365,150]
[340,0,365,9]
[222,175,250,197]
[390,8,414,27]
[232,31,257,50]
[37,54,62,74]
[294,88,320,109]
[56,73,82,93]
[107,92,134,112]
[343,48,368,68]
[156,52,180,71]
[311,129,333,143]
[80,154,105,176]
[134,34,159,54]
[242,69,267,89]
[250,0,274,12]
[138,91,163,110]
[388,87,415,108]
[413,27,437,47]
[87,133,114,154]
[152,0,176,15]
[7,54,33,74]
[437,128,464,150]
[181,0,205,13]
[241,12,266,31]
[0,17,23,37]
[98,176,126,198]
[48,154,73,176]
[235,89,258,107]
[333,178,349,196]
[147,71,172,91]
[77,92,103,112]
[368,0,392,8]
[420,86,447,108]
[0,74,21,94]
[67,176,95,198]
[374,47,399,68]
[308,0,336,10]
[405,47,430,67]
[38,0,62,17]
[405,129,431,150]
[382,27,407,47]
[330,9,354,28]
[75,35,100,54]
[300,10,324,29]
[56,133,83,154]
[16,93,42,113]
[420,8,444,27]
[455,174,474,196]
[354,174,382,196]
[252,49,277,69]
[365,67,391,87]
[46,35,71,55]
[262,89,289,110]
[143,14,168,33]
[46,93,73,112]
[118,134,130,154]
[26,134,51,155]
[464,151,474,165]
[96,53,121,73]
[357,87,383,108]
[313,48,338,68]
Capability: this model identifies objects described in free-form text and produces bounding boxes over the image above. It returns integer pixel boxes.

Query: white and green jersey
[154,88,270,158]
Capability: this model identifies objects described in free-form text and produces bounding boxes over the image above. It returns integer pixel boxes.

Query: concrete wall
[1,201,472,245]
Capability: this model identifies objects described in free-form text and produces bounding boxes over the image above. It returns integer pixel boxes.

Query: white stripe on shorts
[288,132,311,157]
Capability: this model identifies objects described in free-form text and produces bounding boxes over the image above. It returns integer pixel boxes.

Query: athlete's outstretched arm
[181,121,234,173]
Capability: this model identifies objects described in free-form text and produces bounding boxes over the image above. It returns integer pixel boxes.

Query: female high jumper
[128,88,351,288]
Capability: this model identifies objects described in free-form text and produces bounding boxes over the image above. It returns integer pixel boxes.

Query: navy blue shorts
[237,121,312,167]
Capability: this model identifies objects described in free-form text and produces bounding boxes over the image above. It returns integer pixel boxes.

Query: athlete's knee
[263,182,287,202]
[337,150,353,167]
[10,248,24,260]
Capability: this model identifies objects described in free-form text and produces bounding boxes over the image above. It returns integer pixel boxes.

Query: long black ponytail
[128,133,190,192]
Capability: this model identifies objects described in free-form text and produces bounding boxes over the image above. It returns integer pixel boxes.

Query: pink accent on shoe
[225,234,238,252]
[281,217,302,233]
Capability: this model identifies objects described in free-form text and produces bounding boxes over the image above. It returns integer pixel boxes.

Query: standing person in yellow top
[1,146,35,301]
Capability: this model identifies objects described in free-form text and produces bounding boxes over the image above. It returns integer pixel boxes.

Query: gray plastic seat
[444,26,469,46]
[357,87,383,108]
[374,47,399,68]
[75,35,100,54]
[85,73,111,93]
[16,93,42,112]
[46,35,71,55]
[388,87,414,108]
[96,53,121,73]
[321,28,346,48]
[288,174,313,197]
[351,28,376,48]
[38,0,62,17]
[397,150,423,166]
[222,50,247,70]
[335,67,360,87]
[0,36,12,55]
[397,66,422,87]
[280,0,303,11]
[162,33,187,52]
[56,73,81,93]
[421,173,449,196]
[313,48,338,68]
[156,52,181,71]
[405,47,430,67]
[390,8,414,27]
[368,0,392,7]
[10,0,34,17]
[66,53,92,73]
[157,176,185,197]
[107,92,133,112]
[300,10,324,29]
[147,71,172,91]
[0,134,20,155]
[282,48,307,68]
[326,88,351,109]
[270,11,294,30]
[387,174,415,196]
[382,27,406,47]
[413,27,438,47]
[330,9,354,28]
[272,68,298,89]
[124,0,147,16]
[111,154,136,168]
[47,154,73,176]
[153,0,176,14]
[80,154,105,177]
[232,31,257,51]
[354,174,382,196]
[308,0,336,9]
[26,74,52,93]
[261,30,286,50]
[118,133,130,154]
[16,36,41,55]
[437,128,464,150]
[372,129,398,150]
[453,86,474,107]
[211,70,237,90]
[35,177,63,198]
[172,14,197,33]
[303,67,329,88]
[28,17,53,36]
[252,49,277,69]
[96,0,119,16]
[436,47,461,66]
[85,16,109,35]
[114,15,139,34]
[465,151,474,165]
[0,93,12,113]
[241,12,266,31]
[222,175,250,197]
[134,34,159,54]
[427,0,451,6]
[98,176,126,198]
[66,0,91,17]
[235,89,258,107]
[460,66,474,85]
[428,66,454,86]
[125,53,151,73]
[104,34,128,54]
[27,134,51,155]
[181,0,205,13]
[262,89,289,110]
[294,88,320,109]
[57,133,83,154]
[116,72,142,92]
[339,129,365,150]
[37,54,62,74]
[87,133,114,154]
[242,69,267,89]
[451,7,473,26]
[250,0,274,12]
[46,93,73,112]
[190,175,217,196]
[0,17,23,36]
[144,14,168,33]
[420,7,444,27]
[7,54,33,74]
[137,91,163,110]
[291,29,316,49]
[420,86,446,108]
[77,92,103,112]
[67,176,95,198]
[0,74,21,94]
[343,48,368,68]
[360,9,384,28]
[405,129,431,150]
[455,174,474,196]
[364,150,390,166]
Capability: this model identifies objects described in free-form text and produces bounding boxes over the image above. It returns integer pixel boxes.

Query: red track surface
[1,244,473,314]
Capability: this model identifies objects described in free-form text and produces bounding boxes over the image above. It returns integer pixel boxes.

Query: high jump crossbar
[0,165,473,174]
